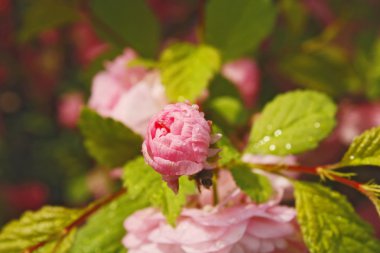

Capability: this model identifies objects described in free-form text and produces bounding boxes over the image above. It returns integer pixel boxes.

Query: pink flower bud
[142,103,213,192]
[337,101,380,145]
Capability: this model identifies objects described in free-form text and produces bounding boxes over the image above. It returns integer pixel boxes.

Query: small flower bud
[142,102,215,192]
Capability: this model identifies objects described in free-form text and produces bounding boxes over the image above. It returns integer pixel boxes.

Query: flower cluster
[88,48,259,137]
[89,49,167,136]
[123,169,306,253]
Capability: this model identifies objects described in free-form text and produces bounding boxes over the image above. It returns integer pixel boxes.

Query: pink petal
[180,222,247,253]
[246,218,295,239]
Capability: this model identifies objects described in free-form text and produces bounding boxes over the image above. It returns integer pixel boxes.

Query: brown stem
[23,188,127,253]
[329,174,364,193]
[253,163,364,192]
[212,174,219,206]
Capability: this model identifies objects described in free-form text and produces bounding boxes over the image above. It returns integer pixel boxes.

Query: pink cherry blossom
[88,49,167,136]
[70,21,108,67]
[123,204,305,253]
[336,101,380,145]
[222,58,260,108]
[124,152,306,253]
[142,102,215,192]
[0,182,48,211]
[57,92,84,128]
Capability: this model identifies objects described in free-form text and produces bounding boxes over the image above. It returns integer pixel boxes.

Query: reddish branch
[257,163,364,193]
[23,188,127,253]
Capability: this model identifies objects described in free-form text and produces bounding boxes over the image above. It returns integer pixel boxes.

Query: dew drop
[263,136,270,142]
[269,145,276,151]
[349,155,355,160]
[314,122,321,128]
[285,143,292,150]
[274,129,282,137]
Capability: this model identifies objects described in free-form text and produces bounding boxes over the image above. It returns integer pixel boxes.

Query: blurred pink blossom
[88,48,167,136]
[70,21,108,67]
[337,101,380,145]
[124,151,306,253]
[0,0,10,13]
[39,29,60,46]
[222,58,260,108]
[123,205,304,253]
[142,103,214,192]
[0,182,48,211]
[357,201,380,238]
[58,92,84,128]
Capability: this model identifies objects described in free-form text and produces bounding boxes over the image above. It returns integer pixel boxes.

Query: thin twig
[23,188,127,253]
[254,163,364,193]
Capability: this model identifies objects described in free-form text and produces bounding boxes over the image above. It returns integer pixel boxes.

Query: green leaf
[342,127,380,166]
[246,90,337,156]
[19,0,79,42]
[70,193,148,253]
[279,47,358,96]
[151,178,195,226]
[355,38,380,100]
[123,157,196,225]
[294,181,380,253]
[205,75,249,133]
[230,164,273,203]
[79,108,142,168]
[211,125,240,166]
[280,0,308,35]
[35,229,77,253]
[159,43,221,102]
[0,206,80,253]
[205,0,276,60]
[207,97,249,128]
[128,57,158,68]
[90,0,159,57]
[208,74,241,100]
